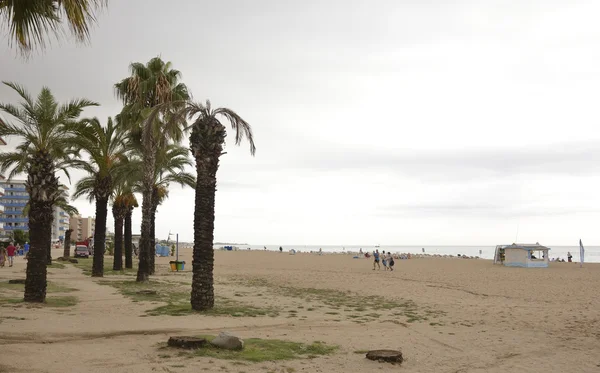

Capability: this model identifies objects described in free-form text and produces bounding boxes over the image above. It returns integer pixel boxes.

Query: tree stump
[366,350,403,364]
[69,259,79,264]
[8,279,26,284]
[136,290,158,296]
[56,257,69,262]
[167,336,207,349]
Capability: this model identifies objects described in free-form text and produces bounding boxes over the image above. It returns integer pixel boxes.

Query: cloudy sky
[1,0,600,245]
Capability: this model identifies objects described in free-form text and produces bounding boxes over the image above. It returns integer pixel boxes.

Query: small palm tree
[123,192,138,269]
[148,144,194,274]
[72,117,127,277]
[186,100,255,310]
[0,82,97,302]
[114,57,189,282]
[111,182,137,270]
[0,0,107,53]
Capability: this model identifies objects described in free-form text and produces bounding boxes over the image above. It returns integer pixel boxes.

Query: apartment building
[51,185,70,242]
[0,179,29,241]
[69,215,96,242]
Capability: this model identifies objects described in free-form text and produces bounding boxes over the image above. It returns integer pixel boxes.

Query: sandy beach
[1,248,599,373]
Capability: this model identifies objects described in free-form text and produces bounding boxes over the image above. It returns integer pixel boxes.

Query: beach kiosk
[493,243,550,268]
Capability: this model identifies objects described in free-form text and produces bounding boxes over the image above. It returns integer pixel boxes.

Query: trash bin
[169,261,185,271]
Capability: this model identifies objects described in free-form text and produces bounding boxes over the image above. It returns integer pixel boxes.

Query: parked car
[74,245,90,258]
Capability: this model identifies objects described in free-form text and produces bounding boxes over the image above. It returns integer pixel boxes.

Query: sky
[1,0,600,246]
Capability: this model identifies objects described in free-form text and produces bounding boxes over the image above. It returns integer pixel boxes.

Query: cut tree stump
[69,259,79,263]
[136,290,158,296]
[8,279,25,284]
[56,257,69,262]
[366,349,403,364]
[167,336,207,349]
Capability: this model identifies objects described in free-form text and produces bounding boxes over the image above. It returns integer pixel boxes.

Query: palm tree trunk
[92,196,109,277]
[190,129,223,310]
[24,150,59,303]
[25,199,52,302]
[46,213,54,265]
[63,229,73,257]
[112,207,124,271]
[124,208,133,269]
[137,141,156,282]
[136,189,152,282]
[149,200,158,275]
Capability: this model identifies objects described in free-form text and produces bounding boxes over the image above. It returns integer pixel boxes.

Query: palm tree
[0,82,97,302]
[63,228,74,257]
[150,145,194,273]
[0,0,106,53]
[114,57,189,282]
[124,192,138,269]
[72,117,127,277]
[111,183,137,270]
[186,101,255,310]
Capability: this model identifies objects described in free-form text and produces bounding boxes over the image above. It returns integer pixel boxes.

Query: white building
[51,185,70,243]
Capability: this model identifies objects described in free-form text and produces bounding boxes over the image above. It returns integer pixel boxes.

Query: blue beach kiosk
[494,243,550,268]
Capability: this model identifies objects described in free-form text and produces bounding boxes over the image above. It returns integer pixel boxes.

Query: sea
[222,244,600,263]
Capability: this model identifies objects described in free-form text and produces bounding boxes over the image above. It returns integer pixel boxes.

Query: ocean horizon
[215,244,599,263]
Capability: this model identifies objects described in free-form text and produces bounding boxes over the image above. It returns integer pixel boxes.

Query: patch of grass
[0,316,26,324]
[235,276,444,325]
[73,258,137,276]
[0,281,76,294]
[0,296,78,308]
[353,350,369,354]
[47,262,66,269]
[98,279,278,317]
[168,336,337,362]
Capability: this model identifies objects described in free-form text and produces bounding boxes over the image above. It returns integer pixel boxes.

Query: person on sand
[372,249,381,270]
[382,251,388,270]
[6,242,17,267]
[388,252,395,271]
[279,246,283,253]
[567,252,573,262]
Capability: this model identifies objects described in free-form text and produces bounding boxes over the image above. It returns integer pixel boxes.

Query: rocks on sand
[167,336,207,349]
[366,349,403,364]
[210,332,244,350]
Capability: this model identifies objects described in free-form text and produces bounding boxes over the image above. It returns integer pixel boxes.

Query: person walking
[372,249,381,270]
[6,242,17,267]
[387,252,394,271]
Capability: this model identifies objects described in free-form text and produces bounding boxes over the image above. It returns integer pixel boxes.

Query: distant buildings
[0,179,29,241]
[69,215,96,242]
[0,137,5,236]
[51,185,70,242]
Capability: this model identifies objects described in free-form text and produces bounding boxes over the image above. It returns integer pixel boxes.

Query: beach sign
[579,239,585,268]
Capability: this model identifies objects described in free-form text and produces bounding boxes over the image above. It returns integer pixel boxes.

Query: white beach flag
[579,239,585,268]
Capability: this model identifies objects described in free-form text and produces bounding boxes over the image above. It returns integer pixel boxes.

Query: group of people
[0,242,20,268]
[371,249,395,271]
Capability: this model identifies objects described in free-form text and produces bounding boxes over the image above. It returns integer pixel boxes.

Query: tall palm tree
[0,82,97,302]
[0,0,106,53]
[114,57,189,282]
[185,101,255,310]
[72,117,127,277]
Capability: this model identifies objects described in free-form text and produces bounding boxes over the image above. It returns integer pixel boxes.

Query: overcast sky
[1,0,600,245]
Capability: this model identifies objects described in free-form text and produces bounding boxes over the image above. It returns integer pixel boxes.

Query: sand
[1,247,599,373]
